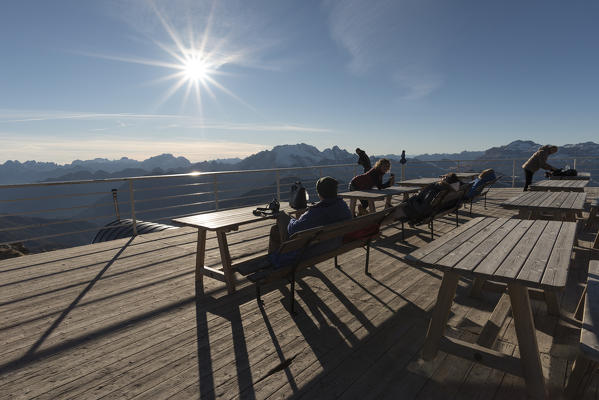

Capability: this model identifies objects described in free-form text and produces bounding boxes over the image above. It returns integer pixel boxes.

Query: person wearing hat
[268,176,352,266]
[522,145,558,191]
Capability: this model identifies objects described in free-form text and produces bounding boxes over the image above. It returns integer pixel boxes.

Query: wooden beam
[439,336,522,377]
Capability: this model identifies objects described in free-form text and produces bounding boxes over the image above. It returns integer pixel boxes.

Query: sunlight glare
[183,53,209,82]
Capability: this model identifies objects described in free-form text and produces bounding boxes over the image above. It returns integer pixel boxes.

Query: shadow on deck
[1,188,598,399]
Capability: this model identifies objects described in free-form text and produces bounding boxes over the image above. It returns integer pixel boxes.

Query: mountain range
[3,140,599,185]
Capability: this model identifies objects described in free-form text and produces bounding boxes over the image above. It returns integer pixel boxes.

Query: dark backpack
[289,181,308,210]
[551,168,577,177]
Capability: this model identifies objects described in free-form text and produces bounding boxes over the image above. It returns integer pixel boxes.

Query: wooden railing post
[573,158,577,170]
[128,180,137,236]
[512,160,516,188]
[401,164,406,181]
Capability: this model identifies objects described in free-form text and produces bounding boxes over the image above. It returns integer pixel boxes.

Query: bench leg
[334,255,339,269]
[430,220,434,240]
[564,354,594,399]
[484,193,488,209]
[456,209,459,227]
[469,200,473,216]
[364,241,371,276]
[401,221,405,241]
[423,271,459,361]
[508,282,546,400]
[574,285,587,321]
[289,272,297,316]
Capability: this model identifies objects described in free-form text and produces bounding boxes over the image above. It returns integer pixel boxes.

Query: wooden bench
[236,207,397,314]
[565,259,599,398]
[585,198,599,231]
[402,183,472,240]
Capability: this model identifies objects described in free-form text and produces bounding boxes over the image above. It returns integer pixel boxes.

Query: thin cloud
[0,109,331,133]
[325,0,442,99]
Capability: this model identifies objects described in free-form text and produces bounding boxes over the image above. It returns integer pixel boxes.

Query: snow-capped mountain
[235,143,354,169]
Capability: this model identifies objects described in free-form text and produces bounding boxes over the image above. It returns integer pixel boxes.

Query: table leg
[507,282,546,399]
[543,289,560,316]
[423,271,459,361]
[216,230,236,294]
[368,200,376,213]
[385,194,392,208]
[195,229,207,294]
[349,198,357,216]
[470,277,486,298]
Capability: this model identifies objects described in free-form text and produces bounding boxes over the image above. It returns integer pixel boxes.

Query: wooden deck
[1,188,599,399]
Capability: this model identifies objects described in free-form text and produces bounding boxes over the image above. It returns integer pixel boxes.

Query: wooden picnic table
[173,206,284,294]
[501,191,587,221]
[339,186,419,215]
[442,172,479,180]
[399,178,439,188]
[405,216,577,399]
[529,179,588,192]
[401,173,478,188]
[549,171,590,180]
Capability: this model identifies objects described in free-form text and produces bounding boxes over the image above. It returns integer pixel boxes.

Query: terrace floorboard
[1,187,598,399]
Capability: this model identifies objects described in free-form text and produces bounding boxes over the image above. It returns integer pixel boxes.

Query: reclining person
[465,168,496,199]
[394,173,465,224]
[268,176,352,268]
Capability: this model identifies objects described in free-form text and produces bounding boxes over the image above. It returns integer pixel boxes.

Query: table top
[339,186,419,200]
[441,172,479,180]
[399,178,439,187]
[549,172,590,180]
[173,205,278,231]
[501,191,587,212]
[405,217,576,289]
[530,180,588,191]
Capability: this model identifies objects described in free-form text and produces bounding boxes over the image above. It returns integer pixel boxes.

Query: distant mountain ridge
[2,140,599,185]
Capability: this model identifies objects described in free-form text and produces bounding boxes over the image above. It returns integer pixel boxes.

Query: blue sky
[1,0,598,163]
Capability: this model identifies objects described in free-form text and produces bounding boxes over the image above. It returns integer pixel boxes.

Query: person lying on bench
[268,176,352,268]
[393,173,463,224]
[465,168,496,199]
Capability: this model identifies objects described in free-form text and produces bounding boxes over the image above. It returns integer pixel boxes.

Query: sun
[183,53,210,82]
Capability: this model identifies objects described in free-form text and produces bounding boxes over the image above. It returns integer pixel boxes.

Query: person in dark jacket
[268,176,352,268]
[522,145,558,191]
[356,148,372,173]
[394,173,463,223]
[349,158,395,215]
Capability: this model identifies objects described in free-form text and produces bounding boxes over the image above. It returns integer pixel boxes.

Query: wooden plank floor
[1,188,599,399]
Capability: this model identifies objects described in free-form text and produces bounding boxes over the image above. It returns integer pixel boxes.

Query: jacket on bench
[270,197,352,268]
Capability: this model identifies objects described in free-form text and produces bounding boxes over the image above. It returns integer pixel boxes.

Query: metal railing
[1,157,597,253]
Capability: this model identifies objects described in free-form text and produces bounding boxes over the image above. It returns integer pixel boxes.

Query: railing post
[456,160,460,173]
[111,188,121,219]
[213,175,219,210]
[401,164,406,182]
[573,158,577,170]
[276,170,281,201]
[128,180,137,236]
[512,160,516,188]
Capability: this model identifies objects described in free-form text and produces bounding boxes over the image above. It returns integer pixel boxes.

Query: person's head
[374,158,391,173]
[316,176,339,200]
[355,148,364,155]
[549,145,558,154]
[441,173,461,190]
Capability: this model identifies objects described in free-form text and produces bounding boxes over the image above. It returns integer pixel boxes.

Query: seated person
[465,168,496,199]
[394,173,464,224]
[349,158,395,215]
[268,176,352,268]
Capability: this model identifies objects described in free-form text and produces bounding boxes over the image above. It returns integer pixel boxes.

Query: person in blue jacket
[268,176,352,267]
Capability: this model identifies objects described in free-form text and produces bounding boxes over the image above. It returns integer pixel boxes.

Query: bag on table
[289,181,308,210]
